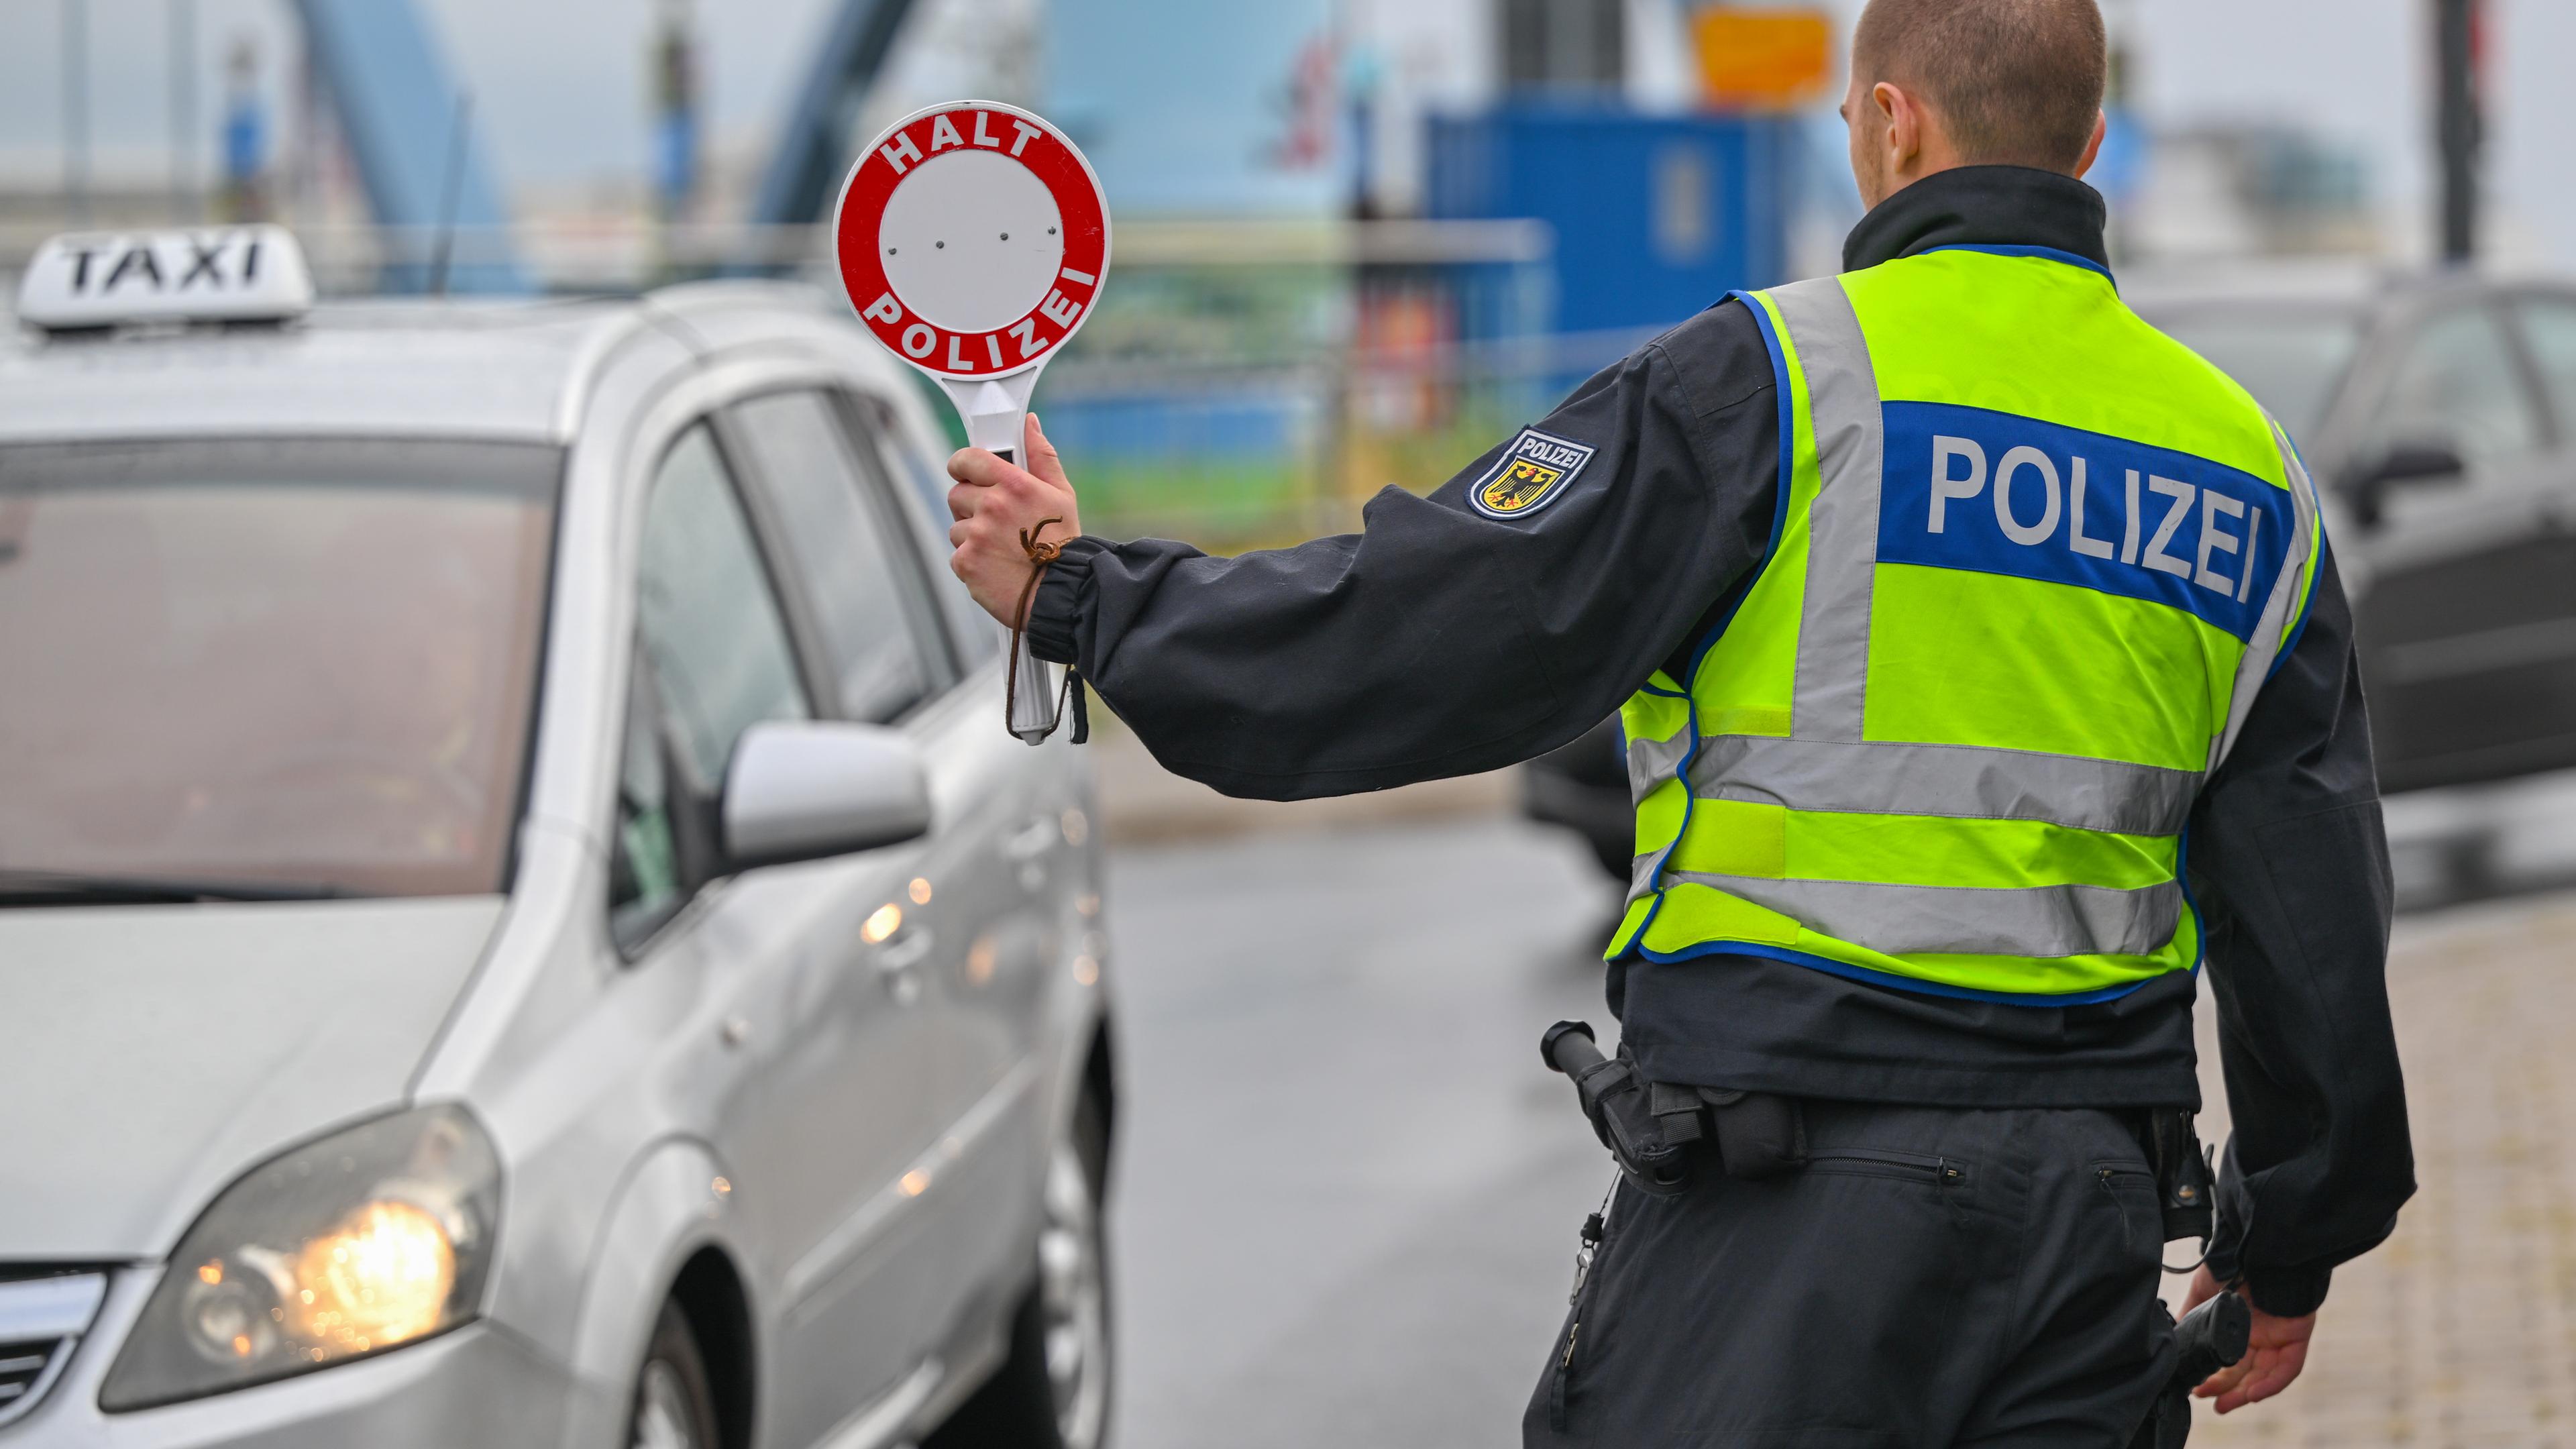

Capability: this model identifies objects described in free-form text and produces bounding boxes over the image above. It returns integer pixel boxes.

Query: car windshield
[2147,305,2365,440]
[0,438,559,898]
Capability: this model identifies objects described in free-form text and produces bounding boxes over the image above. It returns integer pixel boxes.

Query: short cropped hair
[1853,0,2107,172]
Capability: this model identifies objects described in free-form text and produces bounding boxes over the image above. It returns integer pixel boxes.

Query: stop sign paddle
[834,100,1110,464]
[832,101,1110,743]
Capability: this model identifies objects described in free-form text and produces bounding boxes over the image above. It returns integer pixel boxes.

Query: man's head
[1841,0,2109,209]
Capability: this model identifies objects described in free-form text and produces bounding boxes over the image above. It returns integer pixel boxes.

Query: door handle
[875,928,935,974]
[1002,818,1057,863]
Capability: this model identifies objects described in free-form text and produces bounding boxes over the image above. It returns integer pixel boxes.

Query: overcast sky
[3,0,2573,263]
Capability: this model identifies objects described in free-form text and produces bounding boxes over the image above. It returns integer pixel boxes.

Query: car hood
[0,896,505,1260]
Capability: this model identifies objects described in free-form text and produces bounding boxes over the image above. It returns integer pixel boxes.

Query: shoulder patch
[1470,428,1595,520]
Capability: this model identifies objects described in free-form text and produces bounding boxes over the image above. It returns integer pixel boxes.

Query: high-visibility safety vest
[1609,247,2323,1004]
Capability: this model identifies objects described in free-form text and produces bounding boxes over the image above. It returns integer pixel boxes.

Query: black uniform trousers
[1525,1102,2177,1448]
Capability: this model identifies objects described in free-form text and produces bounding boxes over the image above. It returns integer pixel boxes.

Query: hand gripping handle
[2142,1290,2253,1447]
[2171,1289,2252,1389]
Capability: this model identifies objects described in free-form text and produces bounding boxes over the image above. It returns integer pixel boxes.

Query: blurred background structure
[8,3,2576,1446]
[1,0,2560,543]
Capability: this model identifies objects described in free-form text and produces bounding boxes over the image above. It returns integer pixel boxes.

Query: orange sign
[1692,6,1837,111]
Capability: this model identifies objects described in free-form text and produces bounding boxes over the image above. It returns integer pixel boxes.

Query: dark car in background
[1525,267,2576,877]
[2148,270,2576,793]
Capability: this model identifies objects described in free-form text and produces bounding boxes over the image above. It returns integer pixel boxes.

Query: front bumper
[6,1267,602,1449]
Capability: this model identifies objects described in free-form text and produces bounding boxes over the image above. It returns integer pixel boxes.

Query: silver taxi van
[0,228,1114,1449]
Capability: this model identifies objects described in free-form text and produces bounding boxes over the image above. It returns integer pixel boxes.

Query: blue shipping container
[1427,105,1797,337]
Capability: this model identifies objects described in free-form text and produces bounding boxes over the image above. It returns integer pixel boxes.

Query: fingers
[2198,1309,2318,1414]
[2193,1355,2253,1403]
[947,445,1037,523]
[949,442,1069,508]
[1023,413,1071,489]
[2233,1338,2310,1411]
[947,445,1021,489]
[2208,1338,2309,1413]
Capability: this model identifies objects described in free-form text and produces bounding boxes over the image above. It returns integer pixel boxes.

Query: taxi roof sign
[16,225,314,332]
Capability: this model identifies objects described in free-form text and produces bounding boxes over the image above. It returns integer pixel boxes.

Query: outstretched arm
[945,302,1786,800]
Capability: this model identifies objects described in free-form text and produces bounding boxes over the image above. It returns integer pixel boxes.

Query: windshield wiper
[0,870,351,906]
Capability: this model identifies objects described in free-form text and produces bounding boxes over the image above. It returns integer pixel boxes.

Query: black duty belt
[1539,1019,2248,1449]
[1540,1020,1802,1189]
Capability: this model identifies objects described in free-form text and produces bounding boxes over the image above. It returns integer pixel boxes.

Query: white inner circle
[878,148,1068,335]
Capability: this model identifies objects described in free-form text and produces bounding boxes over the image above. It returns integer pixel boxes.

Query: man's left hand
[948,413,1083,629]
[2181,1265,2316,1413]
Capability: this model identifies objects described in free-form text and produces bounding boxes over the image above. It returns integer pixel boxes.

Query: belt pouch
[1703,1089,1805,1180]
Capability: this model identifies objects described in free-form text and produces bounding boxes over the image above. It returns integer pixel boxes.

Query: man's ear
[2076,110,2108,179]
[1872,80,1923,169]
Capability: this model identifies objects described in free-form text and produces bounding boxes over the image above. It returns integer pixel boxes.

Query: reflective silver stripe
[1625,851,1661,907]
[1684,735,2198,836]
[1624,727,1694,907]
[1665,871,2185,959]
[1768,277,1884,744]
[1625,729,1695,805]
[2210,419,2322,771]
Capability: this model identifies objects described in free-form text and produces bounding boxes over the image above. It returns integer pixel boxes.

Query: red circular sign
[833,101,1110,380]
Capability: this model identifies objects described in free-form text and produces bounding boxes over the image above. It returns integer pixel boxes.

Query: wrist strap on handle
[1006,518,1085,745]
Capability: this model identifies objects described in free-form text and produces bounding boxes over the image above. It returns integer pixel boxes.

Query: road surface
[1104,818,1617,1449]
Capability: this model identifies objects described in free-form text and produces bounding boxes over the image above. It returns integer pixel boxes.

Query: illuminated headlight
[100,1105,500,1411]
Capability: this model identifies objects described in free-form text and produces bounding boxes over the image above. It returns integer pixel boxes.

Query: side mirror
[721,721,932,873]
[2355,439,2467,490]
[2345,439,2467,527]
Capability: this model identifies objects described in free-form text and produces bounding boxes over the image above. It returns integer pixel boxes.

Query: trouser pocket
[1805,1146,1970,1189]
[2093,1159,2163,1261]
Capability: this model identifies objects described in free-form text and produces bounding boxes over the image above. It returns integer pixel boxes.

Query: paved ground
[1103,794,2576,1448]
[2184,889,2576,1448]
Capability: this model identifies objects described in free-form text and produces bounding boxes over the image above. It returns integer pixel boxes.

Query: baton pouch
[1566,1050,1692,1195]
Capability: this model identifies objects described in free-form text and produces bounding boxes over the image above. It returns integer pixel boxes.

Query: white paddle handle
[943,368,1044,464]
[939,368,1063,744]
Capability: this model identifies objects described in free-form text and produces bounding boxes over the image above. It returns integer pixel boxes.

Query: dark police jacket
[1024,165,2412,1317]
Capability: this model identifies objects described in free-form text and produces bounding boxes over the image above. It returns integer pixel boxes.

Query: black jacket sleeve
[1024,301,1782,799]
[2190,543,2415,1318]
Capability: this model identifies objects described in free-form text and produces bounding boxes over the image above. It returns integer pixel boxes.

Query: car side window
[637,425,810,783]
[730,390,951,720]
[609,425,810,948]
[848,397,1004,669]
[2363,306,2542,472]
[2510,298,2576,455]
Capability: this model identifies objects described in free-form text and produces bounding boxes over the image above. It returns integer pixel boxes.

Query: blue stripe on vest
[1877,400,2293,643]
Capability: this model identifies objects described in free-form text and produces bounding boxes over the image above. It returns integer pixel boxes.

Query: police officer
[947,0,2414,1441]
